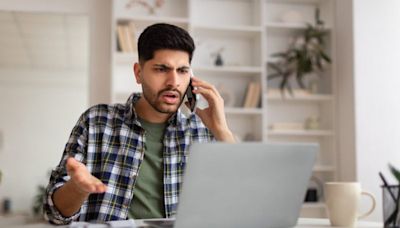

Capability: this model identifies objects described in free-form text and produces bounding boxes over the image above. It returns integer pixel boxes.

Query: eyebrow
[153,64,190,71]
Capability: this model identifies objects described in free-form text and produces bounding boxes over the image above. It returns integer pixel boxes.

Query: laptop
[143,142,317,228]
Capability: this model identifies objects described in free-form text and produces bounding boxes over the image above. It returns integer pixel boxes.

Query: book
[250,82,261,108]
[243,82,255,108]
[128,22,138,53]
[243,81,261,108]
[117,24,129,52]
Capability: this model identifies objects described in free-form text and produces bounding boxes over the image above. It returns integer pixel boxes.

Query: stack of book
[116,22,138,53]
[243,81,261,108]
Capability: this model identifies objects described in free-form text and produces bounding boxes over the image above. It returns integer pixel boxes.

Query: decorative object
[308,79,319,94]
[268,8,331,94]
[125,0,165,15]
[305,176,323,202]
[304,116,319,130]
[2,198,11,214]
[210,47,224,66]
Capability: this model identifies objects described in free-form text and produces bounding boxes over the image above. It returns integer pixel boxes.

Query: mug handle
[358,191,376,219]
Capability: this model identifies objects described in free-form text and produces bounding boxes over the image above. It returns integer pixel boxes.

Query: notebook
[143,142,317,228]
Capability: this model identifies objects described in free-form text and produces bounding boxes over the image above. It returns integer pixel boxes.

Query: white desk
[0,215,382,228]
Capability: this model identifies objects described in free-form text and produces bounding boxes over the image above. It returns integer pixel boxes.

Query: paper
[69,219,136,228]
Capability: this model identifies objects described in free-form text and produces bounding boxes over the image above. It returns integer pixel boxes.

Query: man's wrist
[213,128,236,143]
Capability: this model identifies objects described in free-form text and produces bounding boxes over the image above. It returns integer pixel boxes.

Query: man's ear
[133,63,142,84]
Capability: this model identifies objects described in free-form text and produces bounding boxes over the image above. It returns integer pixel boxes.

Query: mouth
[160,91,180,104]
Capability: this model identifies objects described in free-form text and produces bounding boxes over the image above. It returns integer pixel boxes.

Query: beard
[141,83,186,114]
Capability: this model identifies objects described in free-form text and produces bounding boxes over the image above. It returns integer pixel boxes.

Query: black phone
[185,78,196,112]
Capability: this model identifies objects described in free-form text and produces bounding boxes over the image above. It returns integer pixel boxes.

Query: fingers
[66,157,107,194]
[191,77,222,105]
[66,157,80,171]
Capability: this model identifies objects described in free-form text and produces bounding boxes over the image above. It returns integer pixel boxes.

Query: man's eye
[178,69,189,74]
[155,68,167,72]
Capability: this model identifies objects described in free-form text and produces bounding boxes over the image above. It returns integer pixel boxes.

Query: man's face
[135,49,191,114]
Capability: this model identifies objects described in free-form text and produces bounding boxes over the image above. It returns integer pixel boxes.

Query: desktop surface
[0,215,383,228]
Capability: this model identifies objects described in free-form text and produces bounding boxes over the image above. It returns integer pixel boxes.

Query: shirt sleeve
[43,111,89,224]
[192,114,216,142]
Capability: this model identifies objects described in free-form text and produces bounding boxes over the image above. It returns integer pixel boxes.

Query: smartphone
[185,78,197,112]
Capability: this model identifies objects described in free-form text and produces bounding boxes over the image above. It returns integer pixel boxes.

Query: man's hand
[52,157,107,217]
[190,76,236,143]
[66,157,107,194]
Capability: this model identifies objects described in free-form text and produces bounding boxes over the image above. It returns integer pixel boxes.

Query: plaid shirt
[43,93,214,224]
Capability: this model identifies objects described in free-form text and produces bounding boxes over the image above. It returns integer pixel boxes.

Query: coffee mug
[325,182,376,227]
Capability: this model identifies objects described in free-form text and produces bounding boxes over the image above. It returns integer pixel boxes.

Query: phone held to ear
[180,70,209,117]
[186,78,197,112]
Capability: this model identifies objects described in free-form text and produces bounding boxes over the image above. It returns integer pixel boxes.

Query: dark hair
[137,23,195,64]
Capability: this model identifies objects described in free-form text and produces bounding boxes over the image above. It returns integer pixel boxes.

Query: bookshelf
[111,0,336,218]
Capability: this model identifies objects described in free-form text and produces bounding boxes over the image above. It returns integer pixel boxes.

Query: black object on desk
[2,198,11,214]
[304,188,318,202]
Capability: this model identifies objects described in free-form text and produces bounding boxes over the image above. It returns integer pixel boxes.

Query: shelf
[267,0,325,6]
[117,15,189,25]
[225,107,263,115]
[192,25,262,38]
[266,94,334,102]
[193,66,262,74]
[268,129,334,137]
[266,22,308,30]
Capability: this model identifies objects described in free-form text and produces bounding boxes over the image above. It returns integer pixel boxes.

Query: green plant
[32,185,46,216]
[32,170,51,217]
[268,24,331,94]
[389,163,400,183]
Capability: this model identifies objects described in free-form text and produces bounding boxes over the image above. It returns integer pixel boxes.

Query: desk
[0,215,382,228]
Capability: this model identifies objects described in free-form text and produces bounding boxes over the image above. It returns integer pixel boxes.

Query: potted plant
[32,170,51,219]
[268,23,331,95]
[381,164,400,227]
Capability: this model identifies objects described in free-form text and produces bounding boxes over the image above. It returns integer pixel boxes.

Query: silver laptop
[144,142,317,228]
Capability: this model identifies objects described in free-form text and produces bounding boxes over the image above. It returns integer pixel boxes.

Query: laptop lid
[174,142,318,228]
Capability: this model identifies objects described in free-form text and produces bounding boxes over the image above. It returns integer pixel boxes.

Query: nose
[165,70,180,88]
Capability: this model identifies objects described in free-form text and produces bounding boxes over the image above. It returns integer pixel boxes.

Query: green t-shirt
[129,118,167,219]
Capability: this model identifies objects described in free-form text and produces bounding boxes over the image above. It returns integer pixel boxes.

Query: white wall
[0,0,111,214]
[0,69,88,213]
[353,0,400,221]
[0,0,112,105]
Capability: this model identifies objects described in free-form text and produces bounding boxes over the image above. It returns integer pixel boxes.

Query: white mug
[324,182,376,227]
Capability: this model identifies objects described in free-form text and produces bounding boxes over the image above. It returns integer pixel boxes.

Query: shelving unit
[111,0,336,218]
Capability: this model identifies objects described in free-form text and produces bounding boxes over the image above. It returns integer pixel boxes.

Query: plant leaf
[389,163,400,184]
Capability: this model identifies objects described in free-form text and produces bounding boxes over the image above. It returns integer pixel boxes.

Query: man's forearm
[52,180,89,217]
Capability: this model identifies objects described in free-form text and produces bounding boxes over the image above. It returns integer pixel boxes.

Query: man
[43,23,235,224]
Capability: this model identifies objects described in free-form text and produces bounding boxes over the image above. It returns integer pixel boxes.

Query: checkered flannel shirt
[43,93,214,224]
